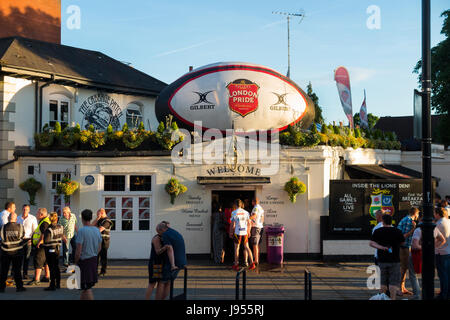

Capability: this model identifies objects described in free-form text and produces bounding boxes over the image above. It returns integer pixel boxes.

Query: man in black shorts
[370,214,405,300]
[29,208,51,285]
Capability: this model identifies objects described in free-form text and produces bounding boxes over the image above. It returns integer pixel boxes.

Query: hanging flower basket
[56,176,79,203]
[284,177,307,203]
[19,178,42,205]
[165,178,187,204]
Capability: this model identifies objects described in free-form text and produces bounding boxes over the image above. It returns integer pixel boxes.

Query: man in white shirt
[17,204,38,279]
[434,207,450,300]
[250,198,264,266]
[229,199,255,271]
[0,202,16,231]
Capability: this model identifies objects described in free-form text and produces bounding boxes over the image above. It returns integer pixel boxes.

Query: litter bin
[265,224,285,264]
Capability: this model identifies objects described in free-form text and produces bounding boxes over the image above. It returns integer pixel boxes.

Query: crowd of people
[370,197,450,300]
[210,197,265,271]
[0,202,112,299]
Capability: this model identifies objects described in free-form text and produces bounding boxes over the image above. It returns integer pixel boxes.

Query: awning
[197,176,271,185]
[345,164,440,186]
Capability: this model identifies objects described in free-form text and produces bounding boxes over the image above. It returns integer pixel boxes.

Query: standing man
[155,222,186,300]
[60,207,78,268]
[28,208,51,285]
[75,209,103,300]
[397,207,420,296]
[95,208,112,276]
[40,212,65,291]
[372,210,385,265]
[230,199,255,271]
[249,198,264,266]
[370,214,405,300]
[434,206,450,300]
[17,204,38,280]
[0,202,16,230]
[0,212,26,292]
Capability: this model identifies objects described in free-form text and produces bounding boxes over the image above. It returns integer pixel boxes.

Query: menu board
[329,179,433,236]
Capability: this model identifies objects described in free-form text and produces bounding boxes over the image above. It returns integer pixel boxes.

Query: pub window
[104,175,125,191]
[126,105,143,129]
[49,100,70,130]
[130,175,152,192]
[138,197,150,231]
[104,197,117,231]
[121,197,133,231]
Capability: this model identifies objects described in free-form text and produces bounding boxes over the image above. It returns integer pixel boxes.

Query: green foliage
[354,112,379,130]
[88,124,95,133]
[107,124,114,135]
[284,177,307,203]
[165,178,188,205]
[306,82,324,125]
[54,122,62,133]
[19,178,42,205]
[56,176,79,203]
[414,10,450,146]
[280,120,401,150]
[122,122,129,133]
[157,121,165,134]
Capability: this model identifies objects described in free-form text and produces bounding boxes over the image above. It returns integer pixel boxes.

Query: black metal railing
[170,267,188,300]
[235,268,247,300]
[304,269,312,300]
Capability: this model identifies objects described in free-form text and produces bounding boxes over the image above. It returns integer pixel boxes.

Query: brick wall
[0,0,61,44]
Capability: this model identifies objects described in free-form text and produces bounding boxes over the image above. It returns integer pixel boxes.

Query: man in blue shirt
[397,207,420,297]
[155,222,186,300]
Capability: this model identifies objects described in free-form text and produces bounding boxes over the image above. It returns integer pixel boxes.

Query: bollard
[170,267,188,300]
[235,268,247,300]
[304,269,312,300]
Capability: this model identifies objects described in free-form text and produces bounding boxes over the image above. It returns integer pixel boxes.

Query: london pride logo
[226,79,259,117]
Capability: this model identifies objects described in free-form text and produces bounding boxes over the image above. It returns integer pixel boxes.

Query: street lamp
[420,0,435,301]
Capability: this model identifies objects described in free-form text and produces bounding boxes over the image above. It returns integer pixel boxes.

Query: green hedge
[34,119,184,151]
[280,124,401,150]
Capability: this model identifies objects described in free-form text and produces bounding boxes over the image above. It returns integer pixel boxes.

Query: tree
[353,112,379,130]
[414,10,450,146]
[306,82,325,125]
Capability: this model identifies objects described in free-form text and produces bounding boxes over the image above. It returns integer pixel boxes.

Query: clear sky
[61,0,449,125]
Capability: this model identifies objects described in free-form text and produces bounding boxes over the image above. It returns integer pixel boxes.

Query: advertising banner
[328,179,432,236]
[334,66,354,128]
[359,89,368,129]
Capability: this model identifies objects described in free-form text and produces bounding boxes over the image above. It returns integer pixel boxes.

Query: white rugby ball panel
[155,62,315,132]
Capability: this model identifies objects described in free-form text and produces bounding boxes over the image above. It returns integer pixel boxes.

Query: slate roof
[0,36,167,96]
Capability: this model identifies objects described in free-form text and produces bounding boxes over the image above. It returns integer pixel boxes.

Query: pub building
[1,35,449,260]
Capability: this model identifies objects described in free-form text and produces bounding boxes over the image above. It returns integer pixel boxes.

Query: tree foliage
[307,82,325,125]
[414,10,450,146]
[353,112,379,130]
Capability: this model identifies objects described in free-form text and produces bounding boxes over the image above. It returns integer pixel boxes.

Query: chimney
[0,0,61,44]
[189,66,193,72]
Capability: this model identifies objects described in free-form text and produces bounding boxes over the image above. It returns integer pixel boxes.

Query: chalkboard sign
[329,179,433,236]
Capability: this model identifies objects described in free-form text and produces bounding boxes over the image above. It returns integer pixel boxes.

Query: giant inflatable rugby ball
[155,62,315,132]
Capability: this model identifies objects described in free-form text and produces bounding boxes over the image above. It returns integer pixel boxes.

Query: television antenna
[272,10,305,78]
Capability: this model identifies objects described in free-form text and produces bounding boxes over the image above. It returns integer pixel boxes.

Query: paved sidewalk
[0,259,438,300]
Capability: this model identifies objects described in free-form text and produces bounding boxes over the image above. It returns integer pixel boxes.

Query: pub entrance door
[211,190,255,264]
